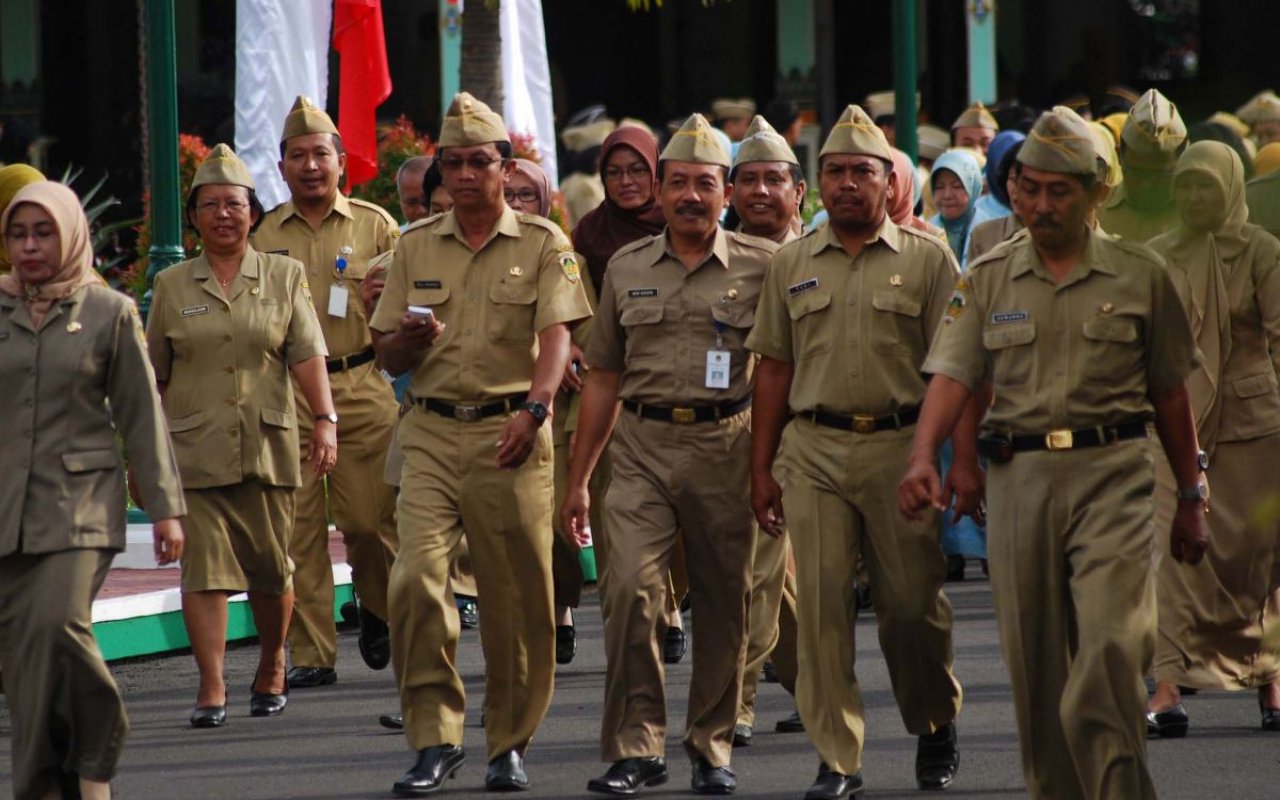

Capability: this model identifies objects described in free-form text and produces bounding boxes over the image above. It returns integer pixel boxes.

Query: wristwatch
[521,401,549,427]
[315,412,339,424]
[1196,449,1209,472]
[1176,483,1208,502]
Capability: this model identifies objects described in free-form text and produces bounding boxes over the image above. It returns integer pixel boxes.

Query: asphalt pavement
[3,566,1278,798]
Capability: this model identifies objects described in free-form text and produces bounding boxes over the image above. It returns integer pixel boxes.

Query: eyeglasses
[504,188,540,203]
[439,155,503,171]
[196,199,250,214]
[604,164,652,183]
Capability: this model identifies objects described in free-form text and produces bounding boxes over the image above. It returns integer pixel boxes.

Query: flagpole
[143,0,183,307]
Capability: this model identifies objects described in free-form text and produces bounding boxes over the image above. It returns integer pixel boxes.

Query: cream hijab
[0,181,99,328]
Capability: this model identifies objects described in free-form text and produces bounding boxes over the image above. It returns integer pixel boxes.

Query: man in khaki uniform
[900,106,1210,800]
[562,113,776,796]
[726,114,804,745]
[712,98,756,143]
[747,104,963,800]
[561,107,614,227]
[251,96,401,687]
[1098,88,1187,243]
[371,92,591,795]
[951,102,999,156]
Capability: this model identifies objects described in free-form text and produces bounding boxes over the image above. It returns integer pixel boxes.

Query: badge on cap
[559,252,581,283]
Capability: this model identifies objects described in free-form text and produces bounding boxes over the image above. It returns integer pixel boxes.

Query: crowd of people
[1,79,1280,800]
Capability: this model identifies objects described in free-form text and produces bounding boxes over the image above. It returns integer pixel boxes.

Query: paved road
[3,571,1278,798]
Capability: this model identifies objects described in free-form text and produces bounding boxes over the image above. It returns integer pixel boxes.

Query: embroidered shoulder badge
[945,278,968,322]
[559,252,581,283]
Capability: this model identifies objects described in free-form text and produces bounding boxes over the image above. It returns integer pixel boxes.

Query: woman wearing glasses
[147,145,334,728]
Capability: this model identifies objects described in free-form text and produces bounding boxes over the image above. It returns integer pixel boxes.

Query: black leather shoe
[189,704,227,729]
[339,600,360,629]
[358,604,391,671]
[775,710,805,733]
[690,757,736,795]
[805,764,864,799]
[1146,703,1189,738]
[286,666,337,688]
[249,678,288,717]
[945,555,966,582]
[732,723,752,747]
[380,712,404,730]
[586,757,668,796]
[663,627,687,664]
[459,597,479,629]
[916,721,959,789]
[1262,706,1280,731]
[855,584,873,611]
[485,750,529,791]
[392,744,465,796]
[762,661,779,683]
[556,624,577,664]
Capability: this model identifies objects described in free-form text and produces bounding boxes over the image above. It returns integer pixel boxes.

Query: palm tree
[460,1,503,109]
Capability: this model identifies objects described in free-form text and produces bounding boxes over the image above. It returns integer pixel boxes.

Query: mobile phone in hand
[407,305,435,327]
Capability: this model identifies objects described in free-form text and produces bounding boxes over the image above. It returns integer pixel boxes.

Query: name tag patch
[414,280,443,289]
[788,278,819,297]
[264,249,289,256]
[991,311,1029,325]
[181,305,210,317]
[628,288,659,298]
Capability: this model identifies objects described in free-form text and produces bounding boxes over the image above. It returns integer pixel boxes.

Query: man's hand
[899,455,945,521]
[559,483,592,550]
[398,311,445,350]
[751,469,786,538]
[360,263,387,317]
[308,418,338,475]
[153,518,185,566]
[943,455,986,525]
[1170,499,1209,564]
[497,410,541,469]
[560,342,586,394]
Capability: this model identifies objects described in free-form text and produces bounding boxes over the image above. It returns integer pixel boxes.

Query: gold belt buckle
[672,407,697,424]
[454,405,482,422]
[1045,429,1074,450]
[852,414,876,434]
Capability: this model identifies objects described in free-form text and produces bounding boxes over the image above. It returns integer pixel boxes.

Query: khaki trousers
[390,407,556,759]
[781,419,961,776]
[1153,432,1280,689]
[599,411,753,767]
[0,549,123,800]
[289,362,399,668]
[987,440,1157,800]
[552,392,585,608]
[737,527,799,727]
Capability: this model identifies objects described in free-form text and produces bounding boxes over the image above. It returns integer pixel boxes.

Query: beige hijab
[0,181,99,328]
[1151,141,1250,453]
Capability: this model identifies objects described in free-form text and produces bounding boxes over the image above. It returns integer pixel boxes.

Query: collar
[433,205,522,247]
[278,192,353,224]
[190,247,262,280]
[653,226,729,270]
[809,214,900,256]
[1010,227,1117,283]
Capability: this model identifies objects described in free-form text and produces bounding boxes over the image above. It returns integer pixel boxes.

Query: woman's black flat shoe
[190,704,227,728]
[250,679,288,717]
[1260,704,1280,732]
[556,624,577,665]
[1146,703,1189,738]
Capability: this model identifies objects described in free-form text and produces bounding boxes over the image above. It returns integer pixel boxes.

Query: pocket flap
[710,301,756,329]
[407,284,451,307]
[62,449,119,473]
[338,258,370,280]
[488,280,538,305]
[1233,372,1277,399]
[983,322,1036,349]
[166,411,205,434]
[620,304,665,326]
[786,290,832,321]
[261,408,295,429]
[1083,316,1138,343]
[871,291,922,317]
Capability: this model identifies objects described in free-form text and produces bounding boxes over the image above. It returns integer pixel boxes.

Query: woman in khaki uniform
[147,145,333,728]
[0,181,186,800]
[1147,141,1280,735]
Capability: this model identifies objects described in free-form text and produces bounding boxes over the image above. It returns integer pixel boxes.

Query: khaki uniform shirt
[1097,184,1179,243]
[746,218,959,415]
[251,193,398,359]
[1246,173,1280,241]
[370,205,592,401]
[147,248,327,489]
[966,215,1024,263]
[923,230,1200,434]
[0,285,185,556]
[561,172,606,228]
[587,228,778,406]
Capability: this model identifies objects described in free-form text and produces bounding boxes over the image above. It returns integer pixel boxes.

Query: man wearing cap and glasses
[372,92,591,796]
[251,96,401,690]
[1098,88,1188,243]
[900,105,1208,799]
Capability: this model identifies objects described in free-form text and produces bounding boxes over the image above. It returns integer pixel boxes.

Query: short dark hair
[656,161,730,183]
[728,162,804,186]
[185,184,265,235]
[278,133,344,160]
[421,158,445,200]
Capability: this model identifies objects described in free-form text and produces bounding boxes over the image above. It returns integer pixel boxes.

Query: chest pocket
[786,290,833,360]
[710,299,757,330]
[1082,315,1141,382]
[407,283,452,311]
[337,257,371,281]
[983,322,1036,387]
[871,290,923,354]
[487,278,537,345]
[620,303,665,362]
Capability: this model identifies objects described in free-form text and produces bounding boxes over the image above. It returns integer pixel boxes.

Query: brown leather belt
[412,394,527,422]
[326,347,376,374]
[621,396,751,424]
[806,406,920,433]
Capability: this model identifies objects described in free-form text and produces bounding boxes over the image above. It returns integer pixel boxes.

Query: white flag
[500,0,558,187]
[235,0,332,210]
